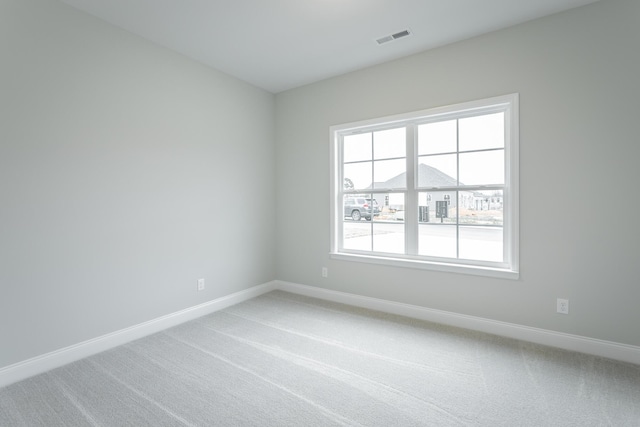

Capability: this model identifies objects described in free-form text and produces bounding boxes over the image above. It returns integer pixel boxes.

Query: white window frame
[329,94,519,279]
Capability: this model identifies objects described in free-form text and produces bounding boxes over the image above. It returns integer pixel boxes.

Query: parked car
[344,197,380,221]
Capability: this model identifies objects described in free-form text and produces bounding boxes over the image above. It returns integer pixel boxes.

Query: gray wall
[0,0,275,369]
[2,0,639,373]
[275,0,640,347]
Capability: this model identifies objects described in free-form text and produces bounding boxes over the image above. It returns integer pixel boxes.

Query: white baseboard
[0,281,277,389]
[3,279,638,389]
[274,280,640,366]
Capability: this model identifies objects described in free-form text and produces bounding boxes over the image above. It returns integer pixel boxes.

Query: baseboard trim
[3,279,638,389]
[0,281,277,389]
[274,280,640,366]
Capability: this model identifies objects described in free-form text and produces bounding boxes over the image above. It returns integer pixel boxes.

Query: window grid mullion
[337,134,344,251]
[456,119,460,260]
[370,133,374,251]
[405,125,418,255]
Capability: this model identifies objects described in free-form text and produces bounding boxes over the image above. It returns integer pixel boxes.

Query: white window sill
[330,252,519,280]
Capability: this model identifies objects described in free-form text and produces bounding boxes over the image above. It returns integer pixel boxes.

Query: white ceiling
[60,0,599,93]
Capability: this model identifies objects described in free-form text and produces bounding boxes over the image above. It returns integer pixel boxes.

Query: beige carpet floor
[1,290,639,426]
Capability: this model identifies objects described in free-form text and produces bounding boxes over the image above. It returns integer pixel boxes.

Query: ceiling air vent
[376,29,411,45]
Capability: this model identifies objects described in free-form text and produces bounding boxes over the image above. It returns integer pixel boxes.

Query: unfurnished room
[1,0,639,425]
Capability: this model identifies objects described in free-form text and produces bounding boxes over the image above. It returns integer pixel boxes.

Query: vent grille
[376,29,411,45]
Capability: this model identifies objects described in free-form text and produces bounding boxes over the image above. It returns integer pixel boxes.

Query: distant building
[361,164,502,217]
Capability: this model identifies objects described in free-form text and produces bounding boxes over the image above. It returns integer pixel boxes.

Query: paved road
[343,220,502,261]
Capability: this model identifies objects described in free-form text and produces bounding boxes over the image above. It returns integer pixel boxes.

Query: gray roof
[374,163,458,189]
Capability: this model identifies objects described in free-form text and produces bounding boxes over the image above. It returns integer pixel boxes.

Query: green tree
[344,177,354,190]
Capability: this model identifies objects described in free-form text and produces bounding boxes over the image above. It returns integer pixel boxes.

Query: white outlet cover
[197,278,205,291]
[321,267,328,278]
[557,298,569,314]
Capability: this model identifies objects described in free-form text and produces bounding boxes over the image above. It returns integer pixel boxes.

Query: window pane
[418,192,456,224]
[374,128,405,160]
[459,190,503,226]
[418,120,457,155]
[419,225,456,258]
[459,226,503,262]
[367,192,407,222]
[343,221,372,251]
[389,193,405,220]
[418,154,457,187]
[373,159,405,189]
[373,223,405,254]
[372,193,404,253]
[344,162,372,190]
[459,150,504,186]
[344,133,371,162]
[459,112,504,152]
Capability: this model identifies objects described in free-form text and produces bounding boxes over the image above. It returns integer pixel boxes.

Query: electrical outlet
[321,267,328,278]
[557,298,569,314]
[197,278,205,291]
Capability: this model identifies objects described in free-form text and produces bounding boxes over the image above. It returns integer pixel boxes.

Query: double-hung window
[330,94,519,278]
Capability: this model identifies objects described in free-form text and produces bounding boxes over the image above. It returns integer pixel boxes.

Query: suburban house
[363,164,503,223]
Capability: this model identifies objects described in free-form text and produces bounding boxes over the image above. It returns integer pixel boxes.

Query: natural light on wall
[330,94,519,279]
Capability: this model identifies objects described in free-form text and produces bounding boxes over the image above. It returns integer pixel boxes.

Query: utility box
[436,201,448,220]
[419,206,429,222]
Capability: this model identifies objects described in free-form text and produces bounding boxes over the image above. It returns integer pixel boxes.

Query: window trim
[330,94,519,279]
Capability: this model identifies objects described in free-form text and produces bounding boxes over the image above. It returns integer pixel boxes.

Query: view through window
[330,94,519,278]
